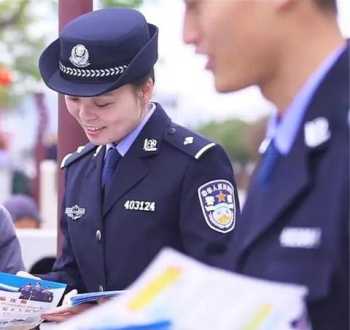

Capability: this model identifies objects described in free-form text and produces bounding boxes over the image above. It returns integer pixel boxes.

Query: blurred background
[0,0,349,272]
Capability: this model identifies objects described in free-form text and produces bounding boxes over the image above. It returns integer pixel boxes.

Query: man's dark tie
[102,147,122,192]
[256,140,281,186]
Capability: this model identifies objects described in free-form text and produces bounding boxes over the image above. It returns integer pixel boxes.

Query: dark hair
[313,0,337,13]
[132,68,155,88]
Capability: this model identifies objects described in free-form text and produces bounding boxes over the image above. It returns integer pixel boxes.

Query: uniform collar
[266,43,346,155]
[106,102,156,157]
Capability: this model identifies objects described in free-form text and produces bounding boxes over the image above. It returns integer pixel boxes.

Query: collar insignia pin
[304,117,331,148]
[143,138,158,152]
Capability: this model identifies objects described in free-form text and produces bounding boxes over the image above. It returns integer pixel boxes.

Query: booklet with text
[0,272,66,329]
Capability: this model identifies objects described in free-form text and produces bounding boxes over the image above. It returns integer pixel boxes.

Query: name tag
[279,227,321,248]
[124,200,155,212]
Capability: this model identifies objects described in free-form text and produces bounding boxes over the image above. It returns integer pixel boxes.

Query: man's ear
[273,0,299,11]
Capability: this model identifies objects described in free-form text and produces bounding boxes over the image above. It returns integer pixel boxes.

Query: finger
[62,289,78,306]
[41,312,74,322]
[42,305,72,316]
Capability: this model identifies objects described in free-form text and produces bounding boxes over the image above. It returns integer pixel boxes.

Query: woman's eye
[96,103,112,108]
[68,97,79,102]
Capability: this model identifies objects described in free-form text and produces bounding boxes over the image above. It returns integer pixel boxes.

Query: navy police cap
[39,8,158,97]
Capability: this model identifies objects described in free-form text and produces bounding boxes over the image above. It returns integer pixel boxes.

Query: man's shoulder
[163,123,216,160]
[60,143,101,169]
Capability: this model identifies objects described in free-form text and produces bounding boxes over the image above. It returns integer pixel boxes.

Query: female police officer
[38,7,239,320]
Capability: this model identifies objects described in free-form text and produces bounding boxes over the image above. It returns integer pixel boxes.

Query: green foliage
[0,0,144,108]
[0,0,49,108]
[198,119,252,165]
[100,0,143,8]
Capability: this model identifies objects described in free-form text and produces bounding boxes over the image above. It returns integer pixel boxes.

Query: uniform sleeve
[0,206,24,273]
[41,174,86,293]
[179,144,240,271]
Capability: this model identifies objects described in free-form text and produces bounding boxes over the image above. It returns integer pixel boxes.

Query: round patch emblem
[69,44,90,68]
[198,179,236,233]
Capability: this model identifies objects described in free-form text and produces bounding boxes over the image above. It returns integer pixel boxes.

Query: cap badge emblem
[69,44,90,68]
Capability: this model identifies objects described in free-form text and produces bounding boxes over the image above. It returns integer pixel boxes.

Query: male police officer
[38,8,239,320]
[183,0,349,329]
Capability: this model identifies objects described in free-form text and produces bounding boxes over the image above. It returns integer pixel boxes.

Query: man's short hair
[313,0,338,13]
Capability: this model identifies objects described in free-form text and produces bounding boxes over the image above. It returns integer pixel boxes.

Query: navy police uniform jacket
[232,45,349,329]
[46,104,239,293]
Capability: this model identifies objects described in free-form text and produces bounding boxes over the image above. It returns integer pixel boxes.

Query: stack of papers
[69,290,125,306]
[54,248,309,330]
[0,272,65,329]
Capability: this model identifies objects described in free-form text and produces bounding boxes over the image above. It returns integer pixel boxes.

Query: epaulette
[164,124,216,159]
[60,143,100,169]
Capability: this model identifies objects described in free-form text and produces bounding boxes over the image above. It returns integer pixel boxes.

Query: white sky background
[139,0,350,127]
[5,0,350,147]
[1,0,348,170]
[41,0,350,129]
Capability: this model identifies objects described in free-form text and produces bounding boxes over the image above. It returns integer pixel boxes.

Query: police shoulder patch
[60,143,98,169]
[198,179,236,234]
[164,124,215,159]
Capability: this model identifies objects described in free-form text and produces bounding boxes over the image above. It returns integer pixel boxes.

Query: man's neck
[261,23,344,114]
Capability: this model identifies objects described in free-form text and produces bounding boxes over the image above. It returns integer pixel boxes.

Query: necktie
[101,147,121,191]
[256,140,281,186]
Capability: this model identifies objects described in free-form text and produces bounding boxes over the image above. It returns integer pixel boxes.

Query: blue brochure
[70,290,125,306]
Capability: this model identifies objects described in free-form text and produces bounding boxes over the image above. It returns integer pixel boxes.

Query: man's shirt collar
[266,44,346,155]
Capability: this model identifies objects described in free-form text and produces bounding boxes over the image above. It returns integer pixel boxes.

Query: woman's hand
[41,289,93,322]
[41,303,93,322]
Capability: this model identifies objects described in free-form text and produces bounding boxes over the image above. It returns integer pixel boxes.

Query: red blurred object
[0,131,9,150]
[0,67,12,87]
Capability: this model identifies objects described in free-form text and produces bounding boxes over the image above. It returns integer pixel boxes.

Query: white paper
[54,248,309,330]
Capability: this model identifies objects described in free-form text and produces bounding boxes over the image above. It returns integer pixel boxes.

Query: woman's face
[65,84,148,145]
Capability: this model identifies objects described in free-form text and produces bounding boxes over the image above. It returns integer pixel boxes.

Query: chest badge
[143,138,158,152]
[65,205,86,220]
[198,179,236,234]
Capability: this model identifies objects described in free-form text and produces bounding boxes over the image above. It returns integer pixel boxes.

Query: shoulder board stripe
[59,143,98,169]
[76,146,85,153]
[195,143,216,159]
[60,153,73,169]
[93,145,103,157]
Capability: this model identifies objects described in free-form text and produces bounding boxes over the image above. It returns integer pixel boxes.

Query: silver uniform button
[96,230,102,241]
[99,285,104,292]
[168,127,176,135]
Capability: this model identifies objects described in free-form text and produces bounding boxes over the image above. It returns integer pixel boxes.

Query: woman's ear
[140,78,154,104]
